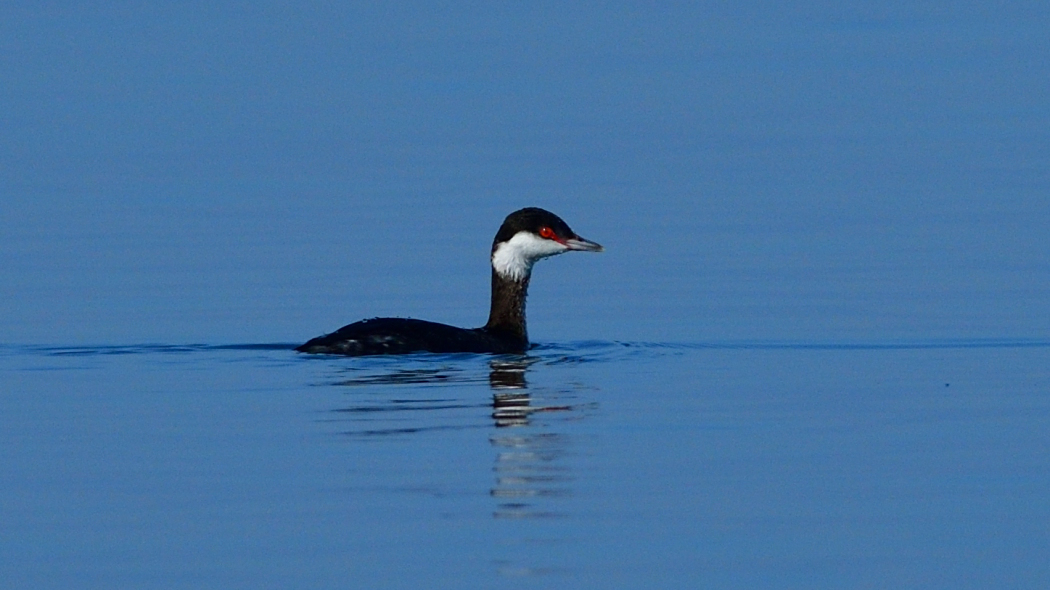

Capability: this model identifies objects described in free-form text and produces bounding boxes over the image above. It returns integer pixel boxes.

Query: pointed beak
[564,236,604,252]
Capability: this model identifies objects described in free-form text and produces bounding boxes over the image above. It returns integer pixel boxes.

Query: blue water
[3,341,1049,588]
[3,2,1050,588]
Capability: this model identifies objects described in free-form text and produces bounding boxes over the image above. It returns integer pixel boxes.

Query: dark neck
[483,269,530,342]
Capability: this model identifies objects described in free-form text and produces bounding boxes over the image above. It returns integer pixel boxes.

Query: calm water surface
[3,2,1050,588]
[3,341,1049,588]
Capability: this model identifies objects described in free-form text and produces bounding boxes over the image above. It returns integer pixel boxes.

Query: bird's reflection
[490,358,529,427]
[325,356,580,520]
[488,359,574,519]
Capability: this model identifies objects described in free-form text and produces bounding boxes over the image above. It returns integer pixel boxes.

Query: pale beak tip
[567,237,604,252]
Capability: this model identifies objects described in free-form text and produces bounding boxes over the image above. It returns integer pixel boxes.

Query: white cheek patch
[491,231,569,281]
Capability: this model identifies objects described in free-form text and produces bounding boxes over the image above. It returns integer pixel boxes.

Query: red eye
[539,227,554,239]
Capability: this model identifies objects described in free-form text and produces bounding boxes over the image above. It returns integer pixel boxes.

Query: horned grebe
[296,207,603,355]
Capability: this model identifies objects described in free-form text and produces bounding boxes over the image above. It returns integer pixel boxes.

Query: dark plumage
[296,318,527,355]
[296,207,602,356]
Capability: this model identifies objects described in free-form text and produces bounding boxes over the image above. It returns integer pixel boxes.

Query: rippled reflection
[490,432,573,520]
[487,358,576,521]
[323,355,583,525]
[490,358,529,427]
[315,350,588,535]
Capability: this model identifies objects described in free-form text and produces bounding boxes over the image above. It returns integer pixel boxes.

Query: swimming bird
[296,207,603,355]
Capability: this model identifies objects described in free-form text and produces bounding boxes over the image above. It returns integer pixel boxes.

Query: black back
[296,207,591,356]
[295,318,527,356]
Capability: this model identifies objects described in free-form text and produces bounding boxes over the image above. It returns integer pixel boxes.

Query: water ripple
[2,337,1048,364]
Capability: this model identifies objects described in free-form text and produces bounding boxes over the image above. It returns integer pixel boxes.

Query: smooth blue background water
[3,1,1048,345]
[2,2,1049,588]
